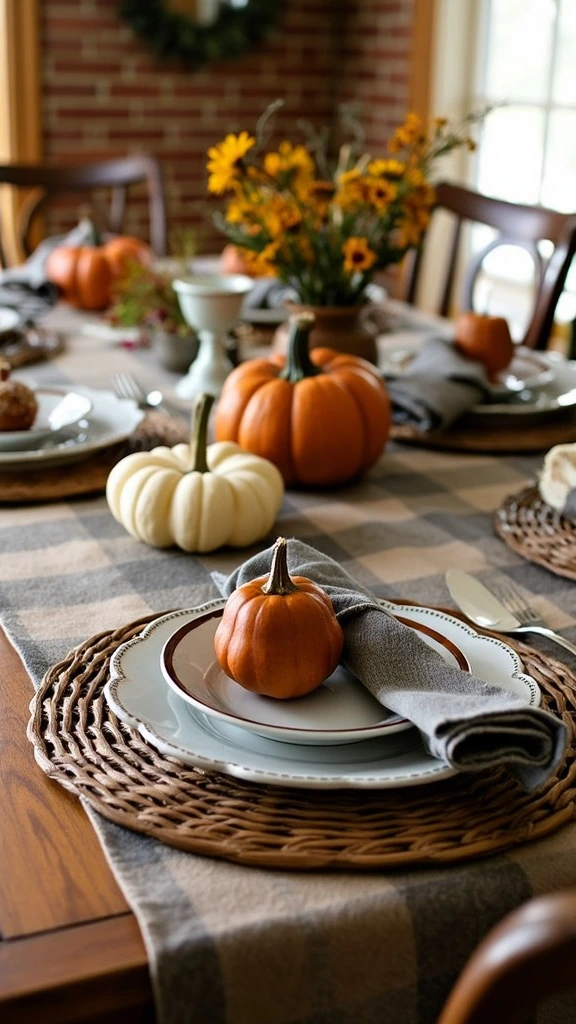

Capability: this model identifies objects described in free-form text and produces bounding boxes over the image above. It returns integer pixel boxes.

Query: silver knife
[445,569,576,659]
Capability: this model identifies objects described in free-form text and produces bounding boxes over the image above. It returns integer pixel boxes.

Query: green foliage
[108,261,188,335]
[118,0,283,71]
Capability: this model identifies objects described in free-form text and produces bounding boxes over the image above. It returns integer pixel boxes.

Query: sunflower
[207,131,255,194]
[342,237,377,274]
[264,141,314,181]
[368,178,396,210]
[388,112,425,154]
[335,169,368,211]
[367,158,406,178]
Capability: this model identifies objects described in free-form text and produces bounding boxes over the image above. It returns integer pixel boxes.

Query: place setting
[29,534,575,872]
[384,313,576,453]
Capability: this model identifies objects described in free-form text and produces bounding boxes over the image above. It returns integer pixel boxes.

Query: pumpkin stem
[77,204,102,246]
[188,392,214,474]
[261,537,299,595]
[280,313,323,383]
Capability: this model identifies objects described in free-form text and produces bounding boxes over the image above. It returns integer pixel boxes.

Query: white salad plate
[0,386,144,468]
[0,387,93,451]
[160,607,469,746]
[105,600,540,790]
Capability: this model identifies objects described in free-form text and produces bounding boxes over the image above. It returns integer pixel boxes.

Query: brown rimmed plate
[160,609,470,747]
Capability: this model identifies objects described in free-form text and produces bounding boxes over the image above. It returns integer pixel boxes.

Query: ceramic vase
[272,303,379,364]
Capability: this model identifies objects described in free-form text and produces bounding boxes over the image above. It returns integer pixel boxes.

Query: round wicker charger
[0,412,188,503]
[495,484,576,582]
[391,414,576,454]
[28,608,576,870]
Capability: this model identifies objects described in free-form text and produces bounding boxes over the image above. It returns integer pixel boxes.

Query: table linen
[3,309,576,1024]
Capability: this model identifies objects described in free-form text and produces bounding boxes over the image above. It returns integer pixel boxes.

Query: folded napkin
[0,220,95,321]
[242,276,297,310]
[539,443,576,518]
[386,336,492,432]
[214,540,566,790]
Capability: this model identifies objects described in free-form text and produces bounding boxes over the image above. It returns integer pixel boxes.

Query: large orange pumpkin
[214,312,391,486]
[46,224,151,311]
[214,536,344,699]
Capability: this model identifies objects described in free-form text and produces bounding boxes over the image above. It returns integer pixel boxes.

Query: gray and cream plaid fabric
[2,313,576,1024]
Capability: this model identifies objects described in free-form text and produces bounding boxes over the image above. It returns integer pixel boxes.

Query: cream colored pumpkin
[106,394,284,552]
[539,443,576,513]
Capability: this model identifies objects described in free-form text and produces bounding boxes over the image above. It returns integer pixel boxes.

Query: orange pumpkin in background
[454,312,515,380]
[214,311,391,487]
[46,223,151,311]
[219,244,253,277]
[214,537,344,699]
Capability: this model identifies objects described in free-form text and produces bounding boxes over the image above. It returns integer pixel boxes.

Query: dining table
[2,298,576,1024]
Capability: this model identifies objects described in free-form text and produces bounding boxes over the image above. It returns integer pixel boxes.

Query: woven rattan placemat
[27,608,576,870]
[391,414,576,453]
[495,484,576,582]
[0,412,188,503]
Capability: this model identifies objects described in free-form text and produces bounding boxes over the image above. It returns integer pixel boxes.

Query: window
[470,0,576,335]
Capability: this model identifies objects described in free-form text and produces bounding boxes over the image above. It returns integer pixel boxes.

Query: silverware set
[446,569,576,659]
[111,372,186,421]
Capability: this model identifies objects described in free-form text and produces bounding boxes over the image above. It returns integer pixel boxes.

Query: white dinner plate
[105,600,540,790]
[160,608,469,745]
[0,386,144,469]
[470,352,576,417]
[0,387,93,451]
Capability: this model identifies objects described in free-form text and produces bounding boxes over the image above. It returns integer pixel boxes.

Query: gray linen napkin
[242,276,296,309]
[214,539,566,791]
[386,336,492,431]
[0,220,96,320]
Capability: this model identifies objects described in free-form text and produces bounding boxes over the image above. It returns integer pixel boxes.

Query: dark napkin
[0,220,95,321]
[242,276,297,310]
[213,540,566,790]
[386,336,492,432]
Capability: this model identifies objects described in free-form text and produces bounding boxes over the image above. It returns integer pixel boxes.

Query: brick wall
[337,0,414,153]
[40,0,414,252]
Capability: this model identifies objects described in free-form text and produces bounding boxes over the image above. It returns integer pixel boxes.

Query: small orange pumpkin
[219,244,253,276]
[46,220,151,311]
[214,537,344,699]
[454,312,514,380]
[214,312,391,486]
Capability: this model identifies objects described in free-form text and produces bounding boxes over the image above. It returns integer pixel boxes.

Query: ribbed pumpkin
[214,312,391,486]
[106,393,284,552]
[46,218,151,311]
[214,537,344,699]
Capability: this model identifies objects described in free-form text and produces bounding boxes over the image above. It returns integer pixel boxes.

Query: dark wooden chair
[0,154,167,265]
[400,182,576,350]
[438,890,576,1024]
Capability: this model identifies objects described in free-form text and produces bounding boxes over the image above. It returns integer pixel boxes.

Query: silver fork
[112,373,184,420]
[494,578,576,658]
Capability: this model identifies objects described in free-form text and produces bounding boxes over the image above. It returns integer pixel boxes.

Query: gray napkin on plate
[386,336,492,431]
[242,276,297,309]
[213,540,566,791]
[0,220,96,321]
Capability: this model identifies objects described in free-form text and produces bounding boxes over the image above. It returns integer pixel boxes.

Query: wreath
[118,0,283,71]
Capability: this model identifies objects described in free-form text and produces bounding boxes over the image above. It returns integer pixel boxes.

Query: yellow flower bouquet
[206,109,484,308]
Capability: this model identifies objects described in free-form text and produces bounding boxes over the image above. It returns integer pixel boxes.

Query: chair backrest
[0,154,167,263]
[438,890,576,1024]
[401,182,576,350]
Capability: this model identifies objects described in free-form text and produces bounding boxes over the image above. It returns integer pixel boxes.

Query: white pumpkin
[539,443,576,513]
[106,394,284,552]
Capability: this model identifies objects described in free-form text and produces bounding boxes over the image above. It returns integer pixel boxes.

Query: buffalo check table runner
[2,313,576,1024]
